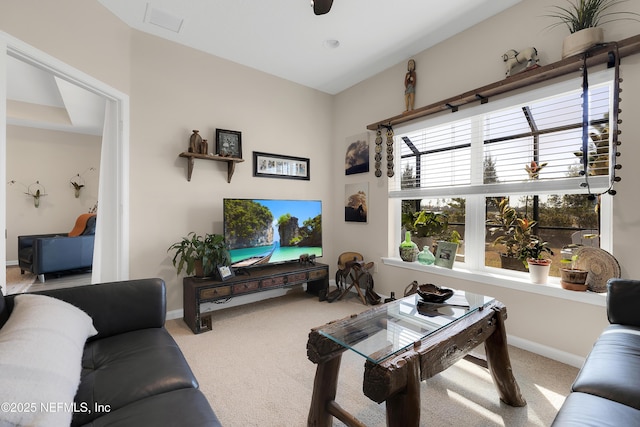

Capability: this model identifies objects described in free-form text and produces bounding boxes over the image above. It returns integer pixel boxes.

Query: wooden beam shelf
[367,34,640,131]
[178,152,244,183]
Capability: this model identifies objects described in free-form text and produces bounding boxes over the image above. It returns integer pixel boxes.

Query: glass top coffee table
[307,289,526,427]
[318,290,495,364]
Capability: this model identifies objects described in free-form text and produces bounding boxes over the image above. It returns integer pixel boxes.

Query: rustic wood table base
[307,301,525,427]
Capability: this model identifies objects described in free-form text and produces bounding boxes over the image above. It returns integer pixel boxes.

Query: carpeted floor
[167,289,578,427]
[5,266,36,294]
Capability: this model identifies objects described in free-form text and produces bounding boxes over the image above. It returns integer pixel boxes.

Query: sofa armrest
[607,279,640,326]
[26,278,167,340]
[18,233,66,251]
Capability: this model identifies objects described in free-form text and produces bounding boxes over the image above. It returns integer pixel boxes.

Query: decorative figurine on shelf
[503,47,539,77]
[189,130,203,153]
[404,58,416,112]
[201,139,209,155]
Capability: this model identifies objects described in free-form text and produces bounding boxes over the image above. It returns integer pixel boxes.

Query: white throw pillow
[0,294,97,427]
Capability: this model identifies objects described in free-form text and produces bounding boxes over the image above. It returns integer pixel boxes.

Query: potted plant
[560,247,589,290]
[487,198,535,272]
[168,232,231,277]
[402,210,462,263]
[546,0,640,58]
[518,239,554,284]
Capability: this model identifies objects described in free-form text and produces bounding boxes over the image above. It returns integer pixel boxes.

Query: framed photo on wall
[345,133,370,175]
[344,182,368,223]
[216,129,242,159]
[253,151,310,180]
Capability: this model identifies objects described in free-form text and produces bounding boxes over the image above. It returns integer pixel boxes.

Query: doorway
[1,32,130,294]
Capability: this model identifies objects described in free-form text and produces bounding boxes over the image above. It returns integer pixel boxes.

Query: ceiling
[6,0,523,135]
[98,0,523,95]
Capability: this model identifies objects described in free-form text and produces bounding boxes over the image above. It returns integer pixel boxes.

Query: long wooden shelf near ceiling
[179,152,244,183]
[367,34,640,131]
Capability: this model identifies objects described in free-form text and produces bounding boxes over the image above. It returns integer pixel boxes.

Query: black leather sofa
[0,278,221,427]
[552,278,640,426]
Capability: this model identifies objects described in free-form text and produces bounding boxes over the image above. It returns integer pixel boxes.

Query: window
[391,70,616,278]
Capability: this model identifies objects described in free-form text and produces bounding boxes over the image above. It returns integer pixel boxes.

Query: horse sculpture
[503,47,539,77]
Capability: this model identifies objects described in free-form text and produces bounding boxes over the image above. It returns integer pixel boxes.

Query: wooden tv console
[183,262,329,334]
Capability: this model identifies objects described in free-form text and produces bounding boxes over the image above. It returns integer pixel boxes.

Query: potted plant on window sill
[168,232,231,278]
[546,0,640,58]
[559,248,589,291]
[487,198,535,272]
[518,239,554,284]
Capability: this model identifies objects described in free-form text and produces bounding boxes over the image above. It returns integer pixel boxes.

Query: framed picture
[253,151,310,180]
[345,182,368,223]
[434,241,458,269]
[215,265,235,281]
[216,129,242,159]
[345,133,370,175]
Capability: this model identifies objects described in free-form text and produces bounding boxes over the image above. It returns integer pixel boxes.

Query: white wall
[2,0,640,361]
[332,0,640,361]
[5,125,101,261]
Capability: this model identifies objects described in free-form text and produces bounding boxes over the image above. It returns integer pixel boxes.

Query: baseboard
[5,260,18,267]
[506,335,585,368]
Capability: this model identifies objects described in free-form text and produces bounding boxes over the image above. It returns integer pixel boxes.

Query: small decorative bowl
[416,283,454,303]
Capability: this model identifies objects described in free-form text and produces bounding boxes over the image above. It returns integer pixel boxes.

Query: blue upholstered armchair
[18,213,96,282]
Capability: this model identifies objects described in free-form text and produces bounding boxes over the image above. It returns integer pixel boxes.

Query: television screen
[223,198,322,268]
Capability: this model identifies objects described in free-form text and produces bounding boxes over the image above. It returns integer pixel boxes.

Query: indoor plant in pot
[560,249,589,291]
[487,198,535,272]
[168,232,231,278]
[547,0,640,58]
[518,238,554,284]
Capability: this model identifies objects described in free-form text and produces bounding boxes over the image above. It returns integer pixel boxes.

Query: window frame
[386,70,614,305]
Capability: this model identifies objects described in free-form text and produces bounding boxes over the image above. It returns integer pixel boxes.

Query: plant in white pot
[546,0,640,58]
[518,238,554,284]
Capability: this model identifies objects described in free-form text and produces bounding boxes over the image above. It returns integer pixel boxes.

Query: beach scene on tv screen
[224,199,322,268]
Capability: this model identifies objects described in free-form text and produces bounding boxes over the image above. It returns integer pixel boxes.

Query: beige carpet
[166,289,578,427]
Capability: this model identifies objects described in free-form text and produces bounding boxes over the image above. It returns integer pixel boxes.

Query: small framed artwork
[216,129,242,159]
[434,241,458,269]
[345,182,368,223]
[345,133,370,175]
[253,151,310,180]
[215,265,235,281]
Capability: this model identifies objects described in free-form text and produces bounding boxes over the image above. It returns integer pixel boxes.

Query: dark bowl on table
[417,283,454,303]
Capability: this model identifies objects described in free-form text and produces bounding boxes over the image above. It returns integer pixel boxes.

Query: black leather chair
[18,214,96,282]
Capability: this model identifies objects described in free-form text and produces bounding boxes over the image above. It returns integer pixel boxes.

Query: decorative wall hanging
[8,180,47,208]
[386,126,394,177]
[216,129,242,158]
[345,133,369,175]
[69,167,96,198]
[253,151,310,180]
[345,182,368,223]
[374,128,383,177]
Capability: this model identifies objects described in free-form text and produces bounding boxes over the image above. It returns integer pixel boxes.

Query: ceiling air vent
[144,3,184,33]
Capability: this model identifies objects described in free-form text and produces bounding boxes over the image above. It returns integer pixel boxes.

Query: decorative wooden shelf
[179,152,244,183]
[367,34,640,131]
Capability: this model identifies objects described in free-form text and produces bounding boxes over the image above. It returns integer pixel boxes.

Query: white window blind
[391,70,615,199]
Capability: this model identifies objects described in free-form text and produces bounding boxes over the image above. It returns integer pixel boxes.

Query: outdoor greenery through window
[392,70,615,278]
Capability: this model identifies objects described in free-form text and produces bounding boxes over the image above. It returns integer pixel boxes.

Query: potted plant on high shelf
[487,198,536,272]
[546,0,640,58]
[518,238,554,284]
[168,232,231,278]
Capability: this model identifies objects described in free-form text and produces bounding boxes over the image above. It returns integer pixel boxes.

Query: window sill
[381,257,606,307]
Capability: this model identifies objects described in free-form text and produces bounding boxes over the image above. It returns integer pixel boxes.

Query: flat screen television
[223,198,322,269]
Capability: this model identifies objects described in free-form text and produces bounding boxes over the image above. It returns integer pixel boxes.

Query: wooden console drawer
[287,272,308,284]
[233,281,259,295]
[261,276,285,288]
[200,286,231,300]
[309,269,328,280]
